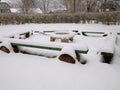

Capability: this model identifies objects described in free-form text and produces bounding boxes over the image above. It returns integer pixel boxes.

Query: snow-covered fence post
[58,45,76,64]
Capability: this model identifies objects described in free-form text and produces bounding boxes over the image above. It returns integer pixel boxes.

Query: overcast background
[1,0,11,2]
[1,0,16,3]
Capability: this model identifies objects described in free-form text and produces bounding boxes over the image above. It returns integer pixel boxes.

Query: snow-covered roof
[10,8,43,14]
[10,8,20,13]
[29,8,42,14]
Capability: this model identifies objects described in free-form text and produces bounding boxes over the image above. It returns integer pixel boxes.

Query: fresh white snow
[0,23,120,90]
[100,32,117,53]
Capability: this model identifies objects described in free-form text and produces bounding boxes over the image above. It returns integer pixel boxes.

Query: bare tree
[36,0,51,13]
[62,0,82,13]
[17,0,36,13]
[61,0,71,12]
[73,0,76,12]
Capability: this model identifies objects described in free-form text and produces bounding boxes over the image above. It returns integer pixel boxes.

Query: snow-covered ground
[0,23,120,90]
[0,23,120,37]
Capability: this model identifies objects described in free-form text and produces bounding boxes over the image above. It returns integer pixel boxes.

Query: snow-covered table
[50,32,75,43]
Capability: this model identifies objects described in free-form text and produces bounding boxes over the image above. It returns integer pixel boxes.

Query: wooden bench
[81,31,106,37]
[0,38,88,54]
[100,32,117,64]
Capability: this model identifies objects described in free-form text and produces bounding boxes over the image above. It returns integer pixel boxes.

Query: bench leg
[102,55,113,64]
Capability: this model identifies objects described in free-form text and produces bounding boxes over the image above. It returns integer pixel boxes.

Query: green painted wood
[101,52,113,57]
[20,32,30,35]
[11,43,62,51]
[8,32,30,38]
[11,43,88,54]
[82,32,120,36]
[82,32,105,34]
[75,50,88,54]
[10,36,14,38]
[43,31,55,33]
[82,32,105,36]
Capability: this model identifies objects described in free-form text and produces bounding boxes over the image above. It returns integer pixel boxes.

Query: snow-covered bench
[100,32,117,63]
[50,32,75,43]
[0,38,88,64]
[81,31,107,37]
[6,31,32,39]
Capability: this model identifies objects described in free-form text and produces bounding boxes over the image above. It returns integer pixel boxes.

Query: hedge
[0,12,120,25]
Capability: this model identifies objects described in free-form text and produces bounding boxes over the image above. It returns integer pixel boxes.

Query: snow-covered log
[59,45,76,64]
[0,40,13,53]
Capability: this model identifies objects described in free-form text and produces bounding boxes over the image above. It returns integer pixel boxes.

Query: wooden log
[58,45,76,64]
[61,38,69,43]
[59,54,75,64]
[69,37,73,42]
[0,40,12,53]
[0,46,10,53]
[50,37,56,42]
[76,53,80,61]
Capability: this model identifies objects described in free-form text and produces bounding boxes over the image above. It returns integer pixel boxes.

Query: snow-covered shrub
[0,12,120,24]
[96,12,120,25]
